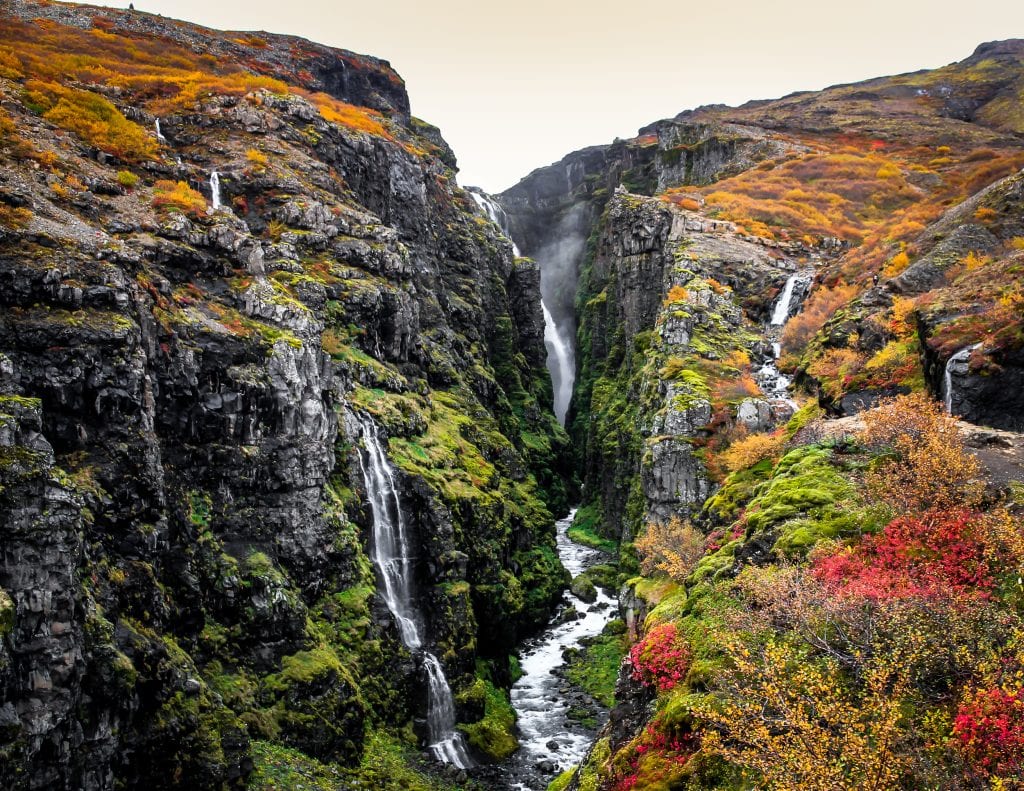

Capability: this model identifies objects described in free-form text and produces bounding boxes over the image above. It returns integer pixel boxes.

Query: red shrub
[954,686,1024,775]
[813,509,995,601]
[629,622,691,693]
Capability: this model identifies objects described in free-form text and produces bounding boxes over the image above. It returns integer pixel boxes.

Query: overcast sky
[96,0,1024,193]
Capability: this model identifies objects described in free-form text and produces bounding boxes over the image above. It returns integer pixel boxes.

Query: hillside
[496,38,1024,791]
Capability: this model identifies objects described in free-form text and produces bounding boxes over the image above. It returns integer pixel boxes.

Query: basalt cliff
[0,2,571,788]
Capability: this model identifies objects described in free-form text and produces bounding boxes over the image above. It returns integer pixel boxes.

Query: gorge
[1,3,1024,790]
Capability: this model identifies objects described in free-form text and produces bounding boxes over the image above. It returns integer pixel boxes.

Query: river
[502,509,618,790]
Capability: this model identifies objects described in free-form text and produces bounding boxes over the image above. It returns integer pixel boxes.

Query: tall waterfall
[154,118,166,142]
[356,415,472,768]
[209,170,222,212]
[944,344,980,414]
[468,188,575,426]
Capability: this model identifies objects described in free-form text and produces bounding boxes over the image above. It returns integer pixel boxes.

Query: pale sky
[96,0,1024,193]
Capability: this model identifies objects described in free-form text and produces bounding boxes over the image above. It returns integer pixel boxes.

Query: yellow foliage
[883,250,911,277]
[151,180,207,217]
[973,206,998,224]
[696,636,917,790]
[1010,236,1024,250]
[634,517,705,582]
[962,250,989,271]
[720,431,787,472]
[309,92,391,139]
[246,148,268,169]
[663,284,689,305]
[25,80,156,161]
[861,393,984,513]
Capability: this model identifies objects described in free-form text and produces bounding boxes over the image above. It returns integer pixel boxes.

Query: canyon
[1,2,1023,790]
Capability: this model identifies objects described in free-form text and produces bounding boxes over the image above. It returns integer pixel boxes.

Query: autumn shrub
[0,204,32,229]
[116,169,139,189]
[610,720,695,791]
[24,80,156,161]
[860,393,984,513]
[806,348,866,400]
[813,509,998,600]
[695,636,917,790]
[246,148,268,169]
[308,92,391,139]
[720,431,786,472]
[629,622,691,693]
[151,180,207,217]
[635,517,705,581]
[953,686,1024,776]
[663,284,688,305]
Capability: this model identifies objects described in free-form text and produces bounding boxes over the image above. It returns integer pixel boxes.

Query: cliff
[0,3,569,788]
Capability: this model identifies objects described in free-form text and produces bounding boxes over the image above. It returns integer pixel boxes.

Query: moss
[577,736,611,791]
[548,770,575,791]
[264,647,343,692]
[569,505,618,553]
[457,678,518,761]
[564,627,627,708]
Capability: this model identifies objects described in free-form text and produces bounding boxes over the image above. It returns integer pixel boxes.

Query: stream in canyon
[503,510,617,790]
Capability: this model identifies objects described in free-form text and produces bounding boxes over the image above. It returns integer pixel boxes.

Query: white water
[944,344,981,414]
[770,274,800,326]
[508,510,617,789]
[209,170,222,212]
[356,416,472,768]
[154,118,166,142]
[469,188,575,426]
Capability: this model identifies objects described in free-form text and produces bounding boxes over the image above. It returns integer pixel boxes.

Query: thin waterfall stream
[356,415,472,768]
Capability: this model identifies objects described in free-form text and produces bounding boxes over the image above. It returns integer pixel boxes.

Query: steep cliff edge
[0,4,568,788]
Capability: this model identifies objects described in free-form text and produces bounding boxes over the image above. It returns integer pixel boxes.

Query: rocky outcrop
[0,4,567,787]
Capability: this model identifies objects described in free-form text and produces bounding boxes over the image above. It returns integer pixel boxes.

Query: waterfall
[770,274,800,326]
[468,187,575,425]
[209,170,222,212]
[944,344,980,414]
[543,303,574,426]
[356,415,472,768]
[154,118,166,142]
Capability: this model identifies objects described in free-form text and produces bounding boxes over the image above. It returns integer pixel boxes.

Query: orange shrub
[306,92,391,139]
[635,517,706,581]
[720,431,787,472]
[664,284,689,305]
[151,180,207,217]
[25,80,156,161]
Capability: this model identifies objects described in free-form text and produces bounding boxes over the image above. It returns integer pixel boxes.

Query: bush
[152,180,207,217]
[25,80,157,161]
[116,169,139,189]
[635,517,705,581]
[629,622,690,693]
[720,431,786,472]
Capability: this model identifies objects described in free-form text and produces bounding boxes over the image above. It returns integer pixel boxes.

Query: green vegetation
[564,622,627,708]
[457,678,518,761]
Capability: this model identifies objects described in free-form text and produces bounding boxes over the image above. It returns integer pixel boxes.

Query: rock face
[0,4,568,788]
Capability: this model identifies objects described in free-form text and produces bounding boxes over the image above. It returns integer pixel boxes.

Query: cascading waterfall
[468,188,576,426]
[944,344,981,414]
[770,273,801,326]
[209,170,222,212]
[758,271,813,411]
[356,415,472,768]
[154,118,166,142]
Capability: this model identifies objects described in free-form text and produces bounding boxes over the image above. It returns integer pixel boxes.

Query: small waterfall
[154,118,166,142]
[944,344,980,414]
[209,170,222,212]
[770,274,800,326]
[468,187,575,425]
[356,415,471,768]
[423,655,472,766]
